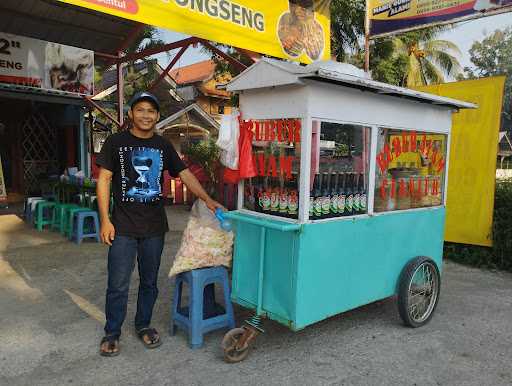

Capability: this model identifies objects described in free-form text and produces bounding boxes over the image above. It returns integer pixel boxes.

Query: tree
[464,28,512,128]
[392,28,462,87]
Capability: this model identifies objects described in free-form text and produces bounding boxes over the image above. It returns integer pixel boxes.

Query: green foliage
[330,0,365,62]
[181,139,221,188]
[463,27,512,128]
[444,179,512,272]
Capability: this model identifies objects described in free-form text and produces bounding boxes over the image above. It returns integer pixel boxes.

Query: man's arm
[97,167,115,246]
[178,168,225,212]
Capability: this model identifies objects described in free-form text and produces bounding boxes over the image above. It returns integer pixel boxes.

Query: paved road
[0,210,511,386]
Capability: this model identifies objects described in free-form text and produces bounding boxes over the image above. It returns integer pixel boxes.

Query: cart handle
[223,211,301,232]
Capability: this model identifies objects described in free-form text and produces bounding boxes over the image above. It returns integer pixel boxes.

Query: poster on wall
[58,0,331,64]
[0,33,94,95]
[368,0,512,37]
[0,153,7,206]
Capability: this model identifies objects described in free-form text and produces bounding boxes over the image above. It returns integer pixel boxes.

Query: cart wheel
[222,328,250,363]
[398,256,441,328]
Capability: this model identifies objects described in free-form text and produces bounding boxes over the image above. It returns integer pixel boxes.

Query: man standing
[96,91,223,357]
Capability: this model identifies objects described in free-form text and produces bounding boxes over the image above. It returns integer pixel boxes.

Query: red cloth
[238,120,257,179]
[223,168,240,184]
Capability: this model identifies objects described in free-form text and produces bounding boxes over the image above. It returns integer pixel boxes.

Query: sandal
[136,327,162,349]
[99,335,120,357]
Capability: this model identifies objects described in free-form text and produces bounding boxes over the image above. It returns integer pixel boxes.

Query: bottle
[288,172,299,219]
[346,173,354,216]
[270,180,280,214]
[321,172,331,218]
[279,180,289,218]
[330,172,339,217]
[338,172,346,217]
[313,173,322,219]
[262,177,271,214]
[359,173,367,213]
[353,173,361,214]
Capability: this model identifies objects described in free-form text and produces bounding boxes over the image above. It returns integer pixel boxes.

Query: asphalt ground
[1,206,511,386]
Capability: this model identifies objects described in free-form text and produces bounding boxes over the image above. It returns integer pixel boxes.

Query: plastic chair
[51,203,77,232]
[24,197,43,221]
[70,210,100,244]
[63,206,88,237]
[170,267,235,349]
[34,201,56,231]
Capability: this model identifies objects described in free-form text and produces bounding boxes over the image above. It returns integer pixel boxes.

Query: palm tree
[392,28,462,87]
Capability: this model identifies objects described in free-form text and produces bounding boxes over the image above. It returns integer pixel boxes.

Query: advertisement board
[368,0,512,37]
[0,33,94,95]
[58,0,331,63]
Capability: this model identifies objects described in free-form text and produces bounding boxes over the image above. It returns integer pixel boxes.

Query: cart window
[309,121,371,220]
[373,128,447,213]
[242,118,301,219]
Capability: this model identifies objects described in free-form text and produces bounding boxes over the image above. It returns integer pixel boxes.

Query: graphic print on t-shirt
[119,146,163,203]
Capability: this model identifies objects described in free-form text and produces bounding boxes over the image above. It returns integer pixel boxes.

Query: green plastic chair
[34,201,56,231]
[51,203,78,233]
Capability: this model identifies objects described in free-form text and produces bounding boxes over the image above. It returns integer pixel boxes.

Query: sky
[155,13,512,72]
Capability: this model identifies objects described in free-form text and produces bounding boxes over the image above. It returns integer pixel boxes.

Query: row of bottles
[310,172,367,219]
[250,173,299,219]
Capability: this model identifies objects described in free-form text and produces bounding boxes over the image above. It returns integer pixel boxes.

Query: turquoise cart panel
[229,208,445,331]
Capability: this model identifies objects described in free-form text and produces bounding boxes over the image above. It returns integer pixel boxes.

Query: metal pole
[364,1,371,73]
[117,52,124,128]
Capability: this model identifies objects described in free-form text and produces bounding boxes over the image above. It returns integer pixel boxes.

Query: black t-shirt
[96,130,187,237]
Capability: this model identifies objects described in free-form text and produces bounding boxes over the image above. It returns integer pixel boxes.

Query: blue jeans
[104,235,165,337]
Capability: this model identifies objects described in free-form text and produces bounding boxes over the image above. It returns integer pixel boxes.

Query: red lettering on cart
[254,121,262,141]
[391,177,396,198]
[410,131,417,152]
[392,137,402,158]
[436,158,445,173]
[280,156,293,179]
[432,178,439,195]
[276,120,284,142]
[268,156,278,177]
[257,153,265,176]
[398,179,407,198]
[401,132,409,153]
[380,178,388,200]
[424,177,429,195]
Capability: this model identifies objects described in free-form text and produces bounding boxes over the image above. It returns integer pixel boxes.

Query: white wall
[305,80,453,134]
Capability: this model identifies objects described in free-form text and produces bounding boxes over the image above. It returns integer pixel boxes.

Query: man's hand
[100,220,116,246]
[205,198,226,213]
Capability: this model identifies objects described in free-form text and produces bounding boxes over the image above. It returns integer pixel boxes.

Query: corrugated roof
[227,58,477,110]
[0,0,138,54]
[170,60,216,85]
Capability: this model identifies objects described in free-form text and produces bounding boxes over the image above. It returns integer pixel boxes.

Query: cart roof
[226,58,476,110]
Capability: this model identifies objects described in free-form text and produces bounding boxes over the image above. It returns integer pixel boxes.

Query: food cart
[221,59,475,362]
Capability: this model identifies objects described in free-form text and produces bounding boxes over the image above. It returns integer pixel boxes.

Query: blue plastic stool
[71,210,100,244]
[25,197,44,223]
[170,267,235,349]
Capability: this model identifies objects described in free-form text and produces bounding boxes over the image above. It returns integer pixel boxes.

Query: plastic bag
[216,114,232,151]
[169,200,234,277]
[218,110,240,169]
[238,120,257,178]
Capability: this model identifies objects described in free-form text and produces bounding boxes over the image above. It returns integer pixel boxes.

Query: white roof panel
[227,58,477,110]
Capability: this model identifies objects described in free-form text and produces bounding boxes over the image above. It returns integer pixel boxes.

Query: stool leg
[76,214,84,245]
[221,271,236,329]
[93,214,100,243]
[189,280,204,349]
[36,204,44,231]
[170,277,183,336]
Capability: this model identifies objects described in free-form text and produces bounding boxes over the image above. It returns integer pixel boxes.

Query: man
[96,91,223,357]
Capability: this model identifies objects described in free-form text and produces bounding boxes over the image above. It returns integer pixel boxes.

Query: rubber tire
[398,256,441,328]
[221,328,250,363]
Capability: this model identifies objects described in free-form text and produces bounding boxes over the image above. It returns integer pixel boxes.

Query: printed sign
[58,0,331,63]
[0,33,94,95]
[368,0,512,37]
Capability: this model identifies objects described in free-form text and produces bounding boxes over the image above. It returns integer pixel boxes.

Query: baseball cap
[129,91,160,111]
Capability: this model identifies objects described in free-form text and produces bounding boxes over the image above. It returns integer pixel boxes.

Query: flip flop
[99,335,120,357]
[136,327,162,349]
